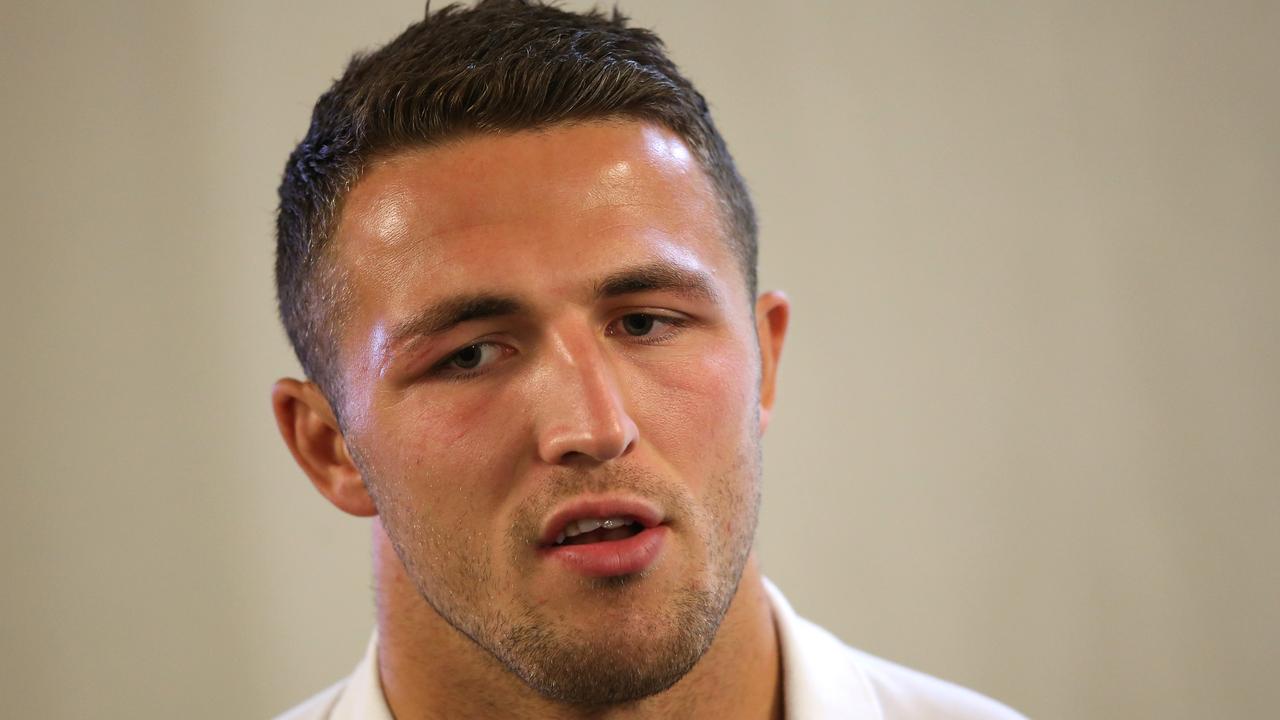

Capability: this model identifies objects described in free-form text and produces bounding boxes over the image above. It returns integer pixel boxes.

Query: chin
[493,583,723,706]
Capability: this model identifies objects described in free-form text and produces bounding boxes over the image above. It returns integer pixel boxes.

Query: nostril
[543,425,636,466]
[533,348,640,464]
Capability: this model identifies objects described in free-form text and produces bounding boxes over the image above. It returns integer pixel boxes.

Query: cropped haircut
[276,0,758,407]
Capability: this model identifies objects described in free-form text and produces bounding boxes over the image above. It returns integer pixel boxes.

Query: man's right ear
[271,378,377,517]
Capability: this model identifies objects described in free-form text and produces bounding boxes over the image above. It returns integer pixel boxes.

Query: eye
[608,313,688,342]
[434,342,505,377]
[620,314,657,336]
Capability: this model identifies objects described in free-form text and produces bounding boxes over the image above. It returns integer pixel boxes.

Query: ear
[754,290,790,434]
[271,378,377,517]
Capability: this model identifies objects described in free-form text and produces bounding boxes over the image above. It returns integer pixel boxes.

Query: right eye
[434,342,506,378]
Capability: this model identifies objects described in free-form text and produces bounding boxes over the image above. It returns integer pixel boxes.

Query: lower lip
[541,525,670,578]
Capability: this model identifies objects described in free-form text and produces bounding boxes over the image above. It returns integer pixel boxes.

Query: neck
[371,520,783,720]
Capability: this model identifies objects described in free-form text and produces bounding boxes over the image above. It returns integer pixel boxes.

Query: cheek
[632,337,759,475]
[361,385,531,516]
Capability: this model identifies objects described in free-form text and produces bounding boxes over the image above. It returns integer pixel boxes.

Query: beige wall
[2,1,1276,717]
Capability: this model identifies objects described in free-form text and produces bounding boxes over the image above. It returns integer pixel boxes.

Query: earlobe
[271,378,378,517]
[754,291,790,434]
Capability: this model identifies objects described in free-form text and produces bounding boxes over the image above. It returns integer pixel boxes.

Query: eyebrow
[593,261,721,304]
[384,260,721,352]
[387,294,526,348]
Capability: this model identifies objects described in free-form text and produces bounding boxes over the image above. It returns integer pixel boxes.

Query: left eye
[609,313,684,340]
[619,314,657,336]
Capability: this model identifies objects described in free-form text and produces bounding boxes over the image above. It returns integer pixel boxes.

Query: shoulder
[764,579,1026,720]
[838,635,1026,720]
[272,678,346,720]
[271,632,391,720]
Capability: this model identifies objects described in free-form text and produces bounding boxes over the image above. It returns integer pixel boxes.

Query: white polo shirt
[277,580,1026,719]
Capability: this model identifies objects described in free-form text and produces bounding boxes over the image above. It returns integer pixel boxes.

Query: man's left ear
[754,290,790,433]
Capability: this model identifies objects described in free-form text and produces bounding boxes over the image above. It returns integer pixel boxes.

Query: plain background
[2,1,1277,718]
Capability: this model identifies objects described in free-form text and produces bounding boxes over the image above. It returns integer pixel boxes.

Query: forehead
[330,121,739,345]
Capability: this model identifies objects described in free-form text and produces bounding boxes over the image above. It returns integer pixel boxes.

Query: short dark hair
[276,0,757,404]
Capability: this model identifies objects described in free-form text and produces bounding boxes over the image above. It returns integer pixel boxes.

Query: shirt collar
[330,631,393,720]
[333,578,881,719]
[764,577,884,720]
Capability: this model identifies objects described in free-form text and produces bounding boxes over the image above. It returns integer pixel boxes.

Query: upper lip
[538,495,664,546]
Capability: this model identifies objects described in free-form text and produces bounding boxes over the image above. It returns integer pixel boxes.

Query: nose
[535,329,639,465]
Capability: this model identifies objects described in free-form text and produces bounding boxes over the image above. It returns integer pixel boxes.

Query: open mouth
[553,517,645,546]
[537,498,669,577]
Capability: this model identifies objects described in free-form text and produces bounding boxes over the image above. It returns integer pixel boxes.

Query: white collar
[320,578,883,719]
[327,631,392,720]
[764,577,885,719]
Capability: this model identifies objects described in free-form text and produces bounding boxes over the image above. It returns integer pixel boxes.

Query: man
[270,2,1025,718]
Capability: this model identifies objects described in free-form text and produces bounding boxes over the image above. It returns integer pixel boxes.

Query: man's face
[329,121,773,704]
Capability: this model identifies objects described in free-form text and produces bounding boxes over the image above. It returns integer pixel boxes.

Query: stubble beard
[358,445,763,709]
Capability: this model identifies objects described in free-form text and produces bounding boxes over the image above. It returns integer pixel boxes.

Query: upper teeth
[555,517,632,544]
